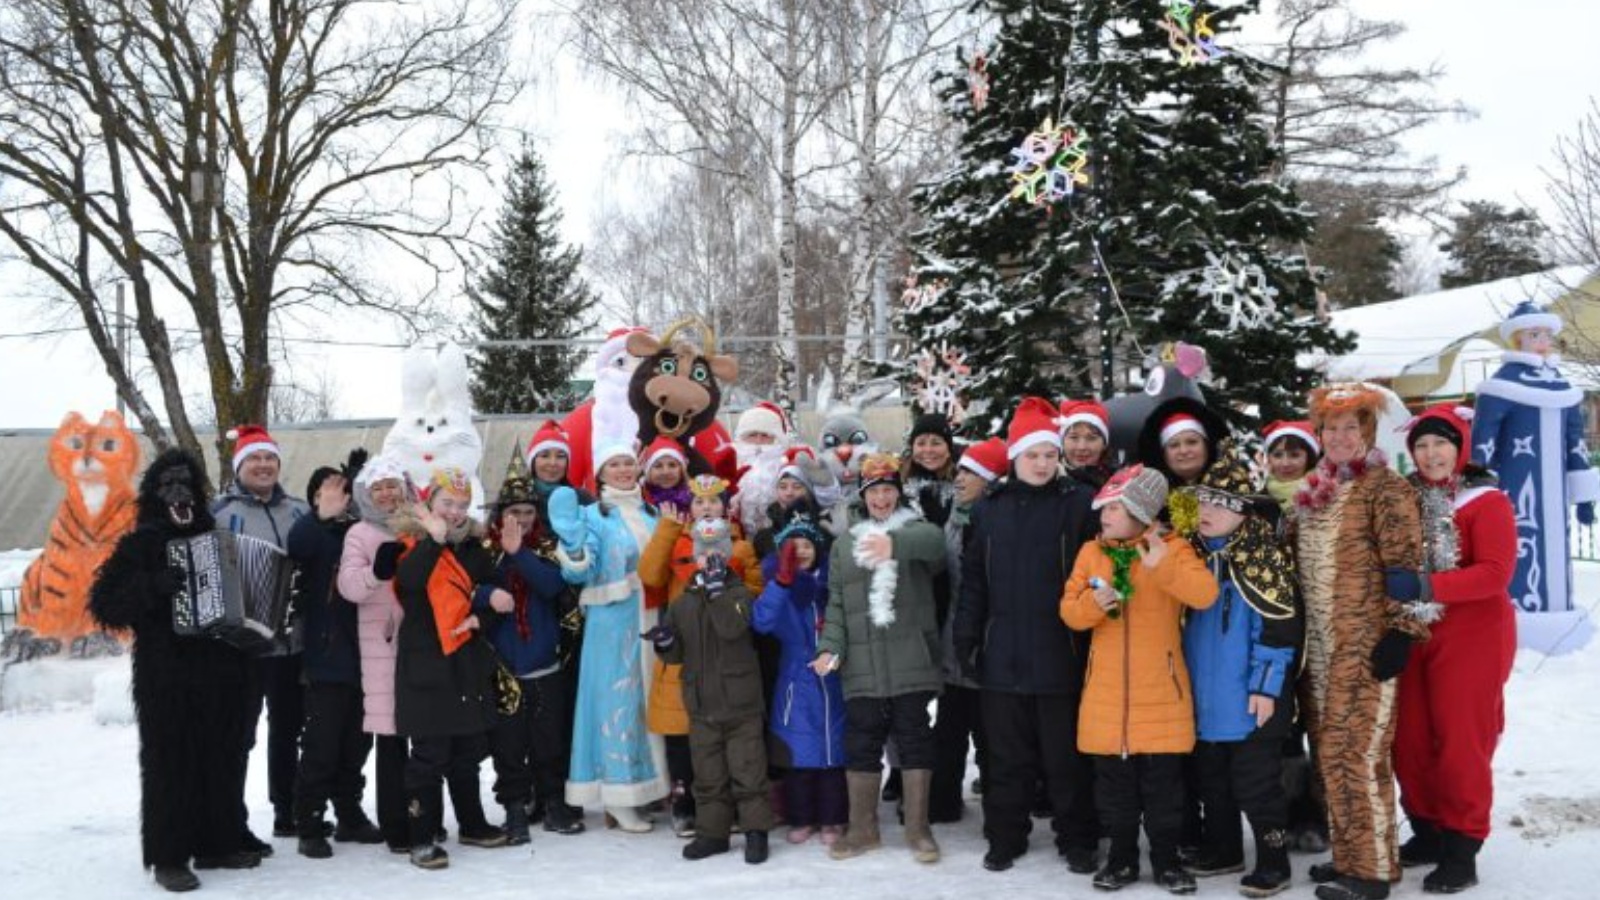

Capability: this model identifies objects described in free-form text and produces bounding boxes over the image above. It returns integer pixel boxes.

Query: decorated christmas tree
[904,0,1351,432]
[468,142,596,414]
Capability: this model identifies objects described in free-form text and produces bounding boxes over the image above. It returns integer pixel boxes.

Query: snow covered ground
[2,570,1598,898]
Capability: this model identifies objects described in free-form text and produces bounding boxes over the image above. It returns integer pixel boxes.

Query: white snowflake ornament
[1197,252,1279,331]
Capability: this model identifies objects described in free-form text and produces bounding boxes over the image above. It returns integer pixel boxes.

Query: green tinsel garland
[1103,544,1141,620]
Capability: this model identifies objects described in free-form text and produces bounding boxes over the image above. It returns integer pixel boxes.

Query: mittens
[372,541,404,581]
[1383,567,1423,603]
[642,623,675,652]
[1370,630,1413,682]
[547,487,585,553]
[774,541,802,587]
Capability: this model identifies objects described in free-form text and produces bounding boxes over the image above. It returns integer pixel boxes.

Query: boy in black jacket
[953,397,1101,875]
[284,450,385,858]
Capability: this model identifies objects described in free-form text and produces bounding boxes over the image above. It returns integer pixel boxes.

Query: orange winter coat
[639,517,764,735]
[1060,533,1219,756]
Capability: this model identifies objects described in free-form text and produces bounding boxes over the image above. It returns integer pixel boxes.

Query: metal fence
[0,587,16,638]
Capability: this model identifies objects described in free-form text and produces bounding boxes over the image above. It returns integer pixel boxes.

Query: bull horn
[659,316,717,356]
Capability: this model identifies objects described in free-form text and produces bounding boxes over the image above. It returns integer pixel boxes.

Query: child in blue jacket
[751,511,847,847]
[1183,457,1302,898]
[477,456,585,842]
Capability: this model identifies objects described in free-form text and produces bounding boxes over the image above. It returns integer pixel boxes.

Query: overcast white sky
[1,0,1594,430]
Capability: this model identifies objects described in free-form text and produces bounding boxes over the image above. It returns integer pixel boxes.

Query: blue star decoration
[1512,435,1536,458]
[1572,441,1590,461]
[1476,438,1496,461]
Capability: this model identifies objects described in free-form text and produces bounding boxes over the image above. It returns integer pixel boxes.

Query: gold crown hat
[858,452,903,493]
[689,473,731,499]
[495,441,537,510]
[427,466,473,501]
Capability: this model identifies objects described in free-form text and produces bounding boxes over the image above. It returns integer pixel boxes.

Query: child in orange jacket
[1060,464,1218,895]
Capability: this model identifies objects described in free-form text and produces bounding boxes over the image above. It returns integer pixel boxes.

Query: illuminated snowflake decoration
[1006,118,1089,209]
[913,341,972,424]
[1197,252,1278,331]
[900,274,947,315]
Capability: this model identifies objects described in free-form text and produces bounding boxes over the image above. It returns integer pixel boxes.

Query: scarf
[850,507,920,627]
[1193,515,1296,621]
[1293,447,1388,514]
[644,481,693,512]
[1265,475,1304,514]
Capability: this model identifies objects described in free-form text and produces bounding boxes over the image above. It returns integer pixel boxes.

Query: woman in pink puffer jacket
[338,453,412,852]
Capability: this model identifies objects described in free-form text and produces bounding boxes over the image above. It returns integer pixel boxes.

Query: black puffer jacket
[954,475,1099,695]
[286,512,362,685]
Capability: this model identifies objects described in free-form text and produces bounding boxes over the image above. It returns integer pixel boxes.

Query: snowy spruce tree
[905,0,1352,432]
[468,142,596,414]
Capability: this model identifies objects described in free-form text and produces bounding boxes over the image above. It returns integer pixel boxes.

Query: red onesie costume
[1395,402,1517,894]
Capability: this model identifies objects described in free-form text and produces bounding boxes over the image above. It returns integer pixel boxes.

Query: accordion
[168,531,294,653]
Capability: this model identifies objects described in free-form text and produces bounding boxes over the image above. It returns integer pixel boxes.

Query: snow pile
[0,655,128,712]
[91,663,134,726]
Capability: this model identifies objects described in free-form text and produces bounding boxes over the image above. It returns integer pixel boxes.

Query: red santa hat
[1261,419,1320,458]
[596,325,649,373]
[641,435,688,473]
[1057,399,1110,442]
[958,437,1009,483]
[226,424,281,473]
[1158,412,1207,447]
[736,401,791,441]
[777,445,819,488]
[526,420,572,467]
[1007,396,1063,460]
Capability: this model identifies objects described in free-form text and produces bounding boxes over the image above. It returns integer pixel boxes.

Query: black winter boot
[1401,816,1443,868]
[153,865,200,892]
[744,829,770,864]
[881,768,903,803]
[544,802,586,835]
[502,803,531,846]
[453,785,509,848]
[682,835,731,860]
[408,785,449,870]
[1422,830,1481,894]
[1240,827,1292,897]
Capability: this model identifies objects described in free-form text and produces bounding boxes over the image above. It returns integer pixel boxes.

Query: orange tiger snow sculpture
[6,411,141,661]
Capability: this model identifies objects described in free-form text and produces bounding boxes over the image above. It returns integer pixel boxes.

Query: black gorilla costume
[90,449,259,885]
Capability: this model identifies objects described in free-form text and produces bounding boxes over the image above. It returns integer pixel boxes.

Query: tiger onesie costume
[11,411,139,659]
[1293,387,1430,895]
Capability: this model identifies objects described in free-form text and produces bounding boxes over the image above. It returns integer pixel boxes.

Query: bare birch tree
[0,0,517,475]
[569,0,842,407]
[1260,0,1471,217]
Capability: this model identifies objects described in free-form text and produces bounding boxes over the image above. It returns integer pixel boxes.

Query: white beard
[734,444,789,533]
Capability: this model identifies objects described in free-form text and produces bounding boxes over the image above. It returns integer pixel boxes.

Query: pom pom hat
[227,424,280,473]
[526,420,572,468]
[1262,420,1320,458]
[1058,399,1111,442]
[1007,396,1064,460]
[777,445,820,488]
[1499,300,1563,345]
[958,437,1009,483]
[1092,464,1169,525]
[1404,403,1475,475]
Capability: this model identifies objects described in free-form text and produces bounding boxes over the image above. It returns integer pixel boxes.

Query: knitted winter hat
[775,510,828,556]
[1007,396,1063,459]
[1193,456,1262,514]
[1499,300,1563,344]
[858,452,903,494]
[642,436,687,473]
[227,424,280,473]
[1058,399,1111,442]
[958,437,1009,483]
[1093,464,1169,525]
[1404,403,1474,474]
[1262,419,1320,458]
[909,413,955,450]
[736,401,791,441]
[496,444,538,510]
[690,516,733,560]
[526,420,572,468]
